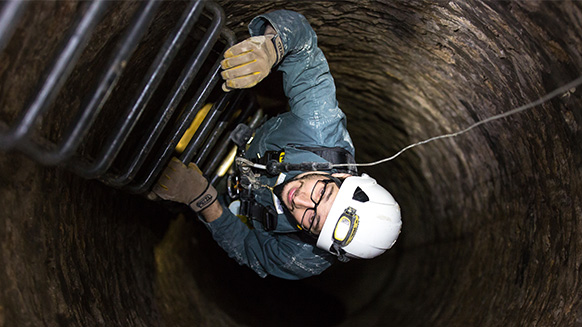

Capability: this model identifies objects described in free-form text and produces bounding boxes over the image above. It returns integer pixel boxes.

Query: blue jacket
[202,10,355,280]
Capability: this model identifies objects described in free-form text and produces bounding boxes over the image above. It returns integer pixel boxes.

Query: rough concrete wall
[1,1,582,326]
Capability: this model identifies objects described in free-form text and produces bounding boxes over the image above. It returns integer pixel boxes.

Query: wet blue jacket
[202,10,355,280]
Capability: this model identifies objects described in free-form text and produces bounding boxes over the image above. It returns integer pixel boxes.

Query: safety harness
[227,124,357,232]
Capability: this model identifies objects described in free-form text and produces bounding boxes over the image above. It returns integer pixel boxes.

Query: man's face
[279,172,348,235]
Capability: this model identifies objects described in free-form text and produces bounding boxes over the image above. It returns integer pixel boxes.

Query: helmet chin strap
[330,243,350,262]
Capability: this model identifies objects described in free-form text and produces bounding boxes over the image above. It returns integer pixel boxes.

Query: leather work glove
[152,157,218,213]
[221,31,284,92]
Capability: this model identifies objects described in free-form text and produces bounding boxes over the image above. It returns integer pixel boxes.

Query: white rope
[333,75,582,168]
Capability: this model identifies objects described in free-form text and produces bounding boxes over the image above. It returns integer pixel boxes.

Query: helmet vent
[352,187,369,202]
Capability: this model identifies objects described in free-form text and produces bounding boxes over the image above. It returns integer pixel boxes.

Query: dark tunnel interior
[1,1,582,326]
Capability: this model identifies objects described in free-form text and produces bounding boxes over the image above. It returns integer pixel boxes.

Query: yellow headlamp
[332,207,359,247]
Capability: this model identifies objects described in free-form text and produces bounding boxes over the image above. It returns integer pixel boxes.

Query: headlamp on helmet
[317,174,402,261]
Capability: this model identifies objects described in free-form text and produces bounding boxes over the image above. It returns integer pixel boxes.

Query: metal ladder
[0,0,255,194]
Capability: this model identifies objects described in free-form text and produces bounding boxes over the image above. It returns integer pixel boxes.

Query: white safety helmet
[316,174,402,261]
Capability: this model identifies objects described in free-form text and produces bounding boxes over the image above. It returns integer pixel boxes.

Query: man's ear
[331,173,352,179]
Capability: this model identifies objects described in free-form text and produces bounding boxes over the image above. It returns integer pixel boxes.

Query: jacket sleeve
[249,10,345,129]
[201,202,335,280]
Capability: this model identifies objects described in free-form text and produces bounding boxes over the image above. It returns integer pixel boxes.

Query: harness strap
[233,140,357,231]
[296,146,357,175]
[239,196,278,231]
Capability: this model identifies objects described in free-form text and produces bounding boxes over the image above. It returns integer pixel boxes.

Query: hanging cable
[333,75,582,169]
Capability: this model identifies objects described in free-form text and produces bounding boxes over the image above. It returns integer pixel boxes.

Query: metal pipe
[104,1,228,188]
[0,0,241,196]
[0,0,28,51]
[178,1,232,166]
[0,0,109,149]
[125,56,224,194]
[71,0,205,179]
[203,97,257,174]
[124,1,232,194]
[18,0,161,165]
[195,119,229,167]
[179,89,242,164]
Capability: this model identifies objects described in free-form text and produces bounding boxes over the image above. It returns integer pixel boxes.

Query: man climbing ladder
[153,10,402,280]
